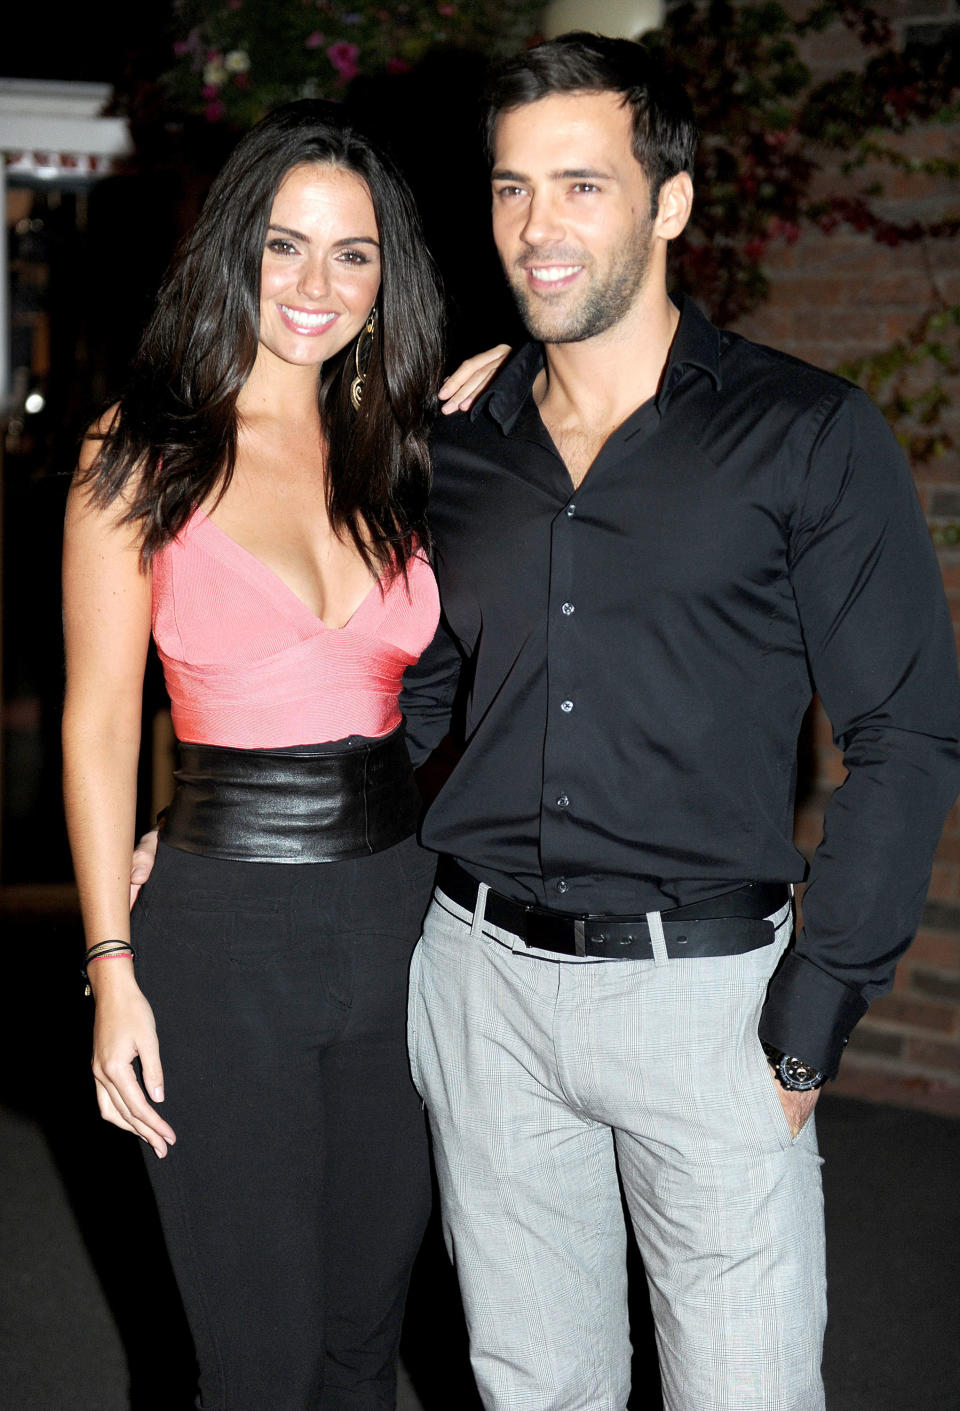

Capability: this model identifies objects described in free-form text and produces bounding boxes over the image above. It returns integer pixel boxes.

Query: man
[399,32,960,1411]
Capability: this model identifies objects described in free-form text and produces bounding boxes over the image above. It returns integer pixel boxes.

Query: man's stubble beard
[506,215,655,345]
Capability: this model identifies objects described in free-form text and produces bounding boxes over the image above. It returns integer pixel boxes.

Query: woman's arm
[62,431,175,1158]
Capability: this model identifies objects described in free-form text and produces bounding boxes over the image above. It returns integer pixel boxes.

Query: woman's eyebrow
[267,223,380,248]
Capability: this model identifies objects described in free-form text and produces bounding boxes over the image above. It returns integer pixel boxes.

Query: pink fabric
[151,508,440,749]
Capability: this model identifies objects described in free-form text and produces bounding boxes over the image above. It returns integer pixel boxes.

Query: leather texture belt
[436,857,789,960]
[161,728,421,863]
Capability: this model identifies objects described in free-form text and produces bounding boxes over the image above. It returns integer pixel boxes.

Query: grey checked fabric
[408,890,826,1411]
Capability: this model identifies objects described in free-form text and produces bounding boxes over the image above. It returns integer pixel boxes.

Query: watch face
[779,1055,824,1091]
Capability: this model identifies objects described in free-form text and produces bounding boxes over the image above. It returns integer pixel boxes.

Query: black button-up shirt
[400,295,960,1074]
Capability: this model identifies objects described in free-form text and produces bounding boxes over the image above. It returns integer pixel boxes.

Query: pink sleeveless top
[151,508,440,749]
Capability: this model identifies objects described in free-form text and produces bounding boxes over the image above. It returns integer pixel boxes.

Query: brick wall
[730,2,960,1115]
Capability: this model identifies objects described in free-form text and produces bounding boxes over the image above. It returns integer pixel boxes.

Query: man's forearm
[400,616,463,768]
[760,726,960,1075]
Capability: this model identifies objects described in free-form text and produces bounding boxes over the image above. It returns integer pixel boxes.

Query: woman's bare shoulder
[77,401,122,475]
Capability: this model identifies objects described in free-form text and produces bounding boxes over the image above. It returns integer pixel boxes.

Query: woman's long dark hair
[81,100,443,577]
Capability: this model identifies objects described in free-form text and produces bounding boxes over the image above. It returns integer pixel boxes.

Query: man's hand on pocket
[774,1083,820,1139]
[130,827,160,908]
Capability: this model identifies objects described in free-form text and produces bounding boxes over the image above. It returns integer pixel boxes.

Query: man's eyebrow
[267,223,380,248]
[491,168,615,183]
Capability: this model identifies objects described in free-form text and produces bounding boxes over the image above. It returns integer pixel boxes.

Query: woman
[63,100,500,1411]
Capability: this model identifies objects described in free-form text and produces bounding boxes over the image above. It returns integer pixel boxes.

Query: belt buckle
[522,906,578,957]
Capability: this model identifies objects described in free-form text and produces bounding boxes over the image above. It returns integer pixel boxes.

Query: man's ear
[655,171,693,241]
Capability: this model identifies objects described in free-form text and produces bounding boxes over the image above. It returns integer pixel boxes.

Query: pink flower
[234,71,250,88]
[386,57,412,75]
[438,3,456,13]
[327,40,360,81]
[174,28,201,57]
[201,84,220,99]
[306,30,324,48]
[205,99,226,122]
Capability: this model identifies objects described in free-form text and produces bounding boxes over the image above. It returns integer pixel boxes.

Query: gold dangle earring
[350,308,377,410]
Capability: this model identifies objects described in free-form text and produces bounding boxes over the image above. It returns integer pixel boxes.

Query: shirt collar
[473,291,723,435]
[658,292,723,403]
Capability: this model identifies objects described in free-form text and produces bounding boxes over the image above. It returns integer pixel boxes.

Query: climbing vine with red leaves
[648,0,959,456]
[650,0,958,321]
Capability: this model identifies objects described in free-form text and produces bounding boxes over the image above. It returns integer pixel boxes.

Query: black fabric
[161,727,422,863]
[132,835,437,1411]
[436,856,787,958]
[402,294,960,1075]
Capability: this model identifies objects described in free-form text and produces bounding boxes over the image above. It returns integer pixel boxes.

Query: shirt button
[561,602,575,616]
[560,699,573,713]
[556,878,568,894]
[556,794,569,808]
[565,503,576,517]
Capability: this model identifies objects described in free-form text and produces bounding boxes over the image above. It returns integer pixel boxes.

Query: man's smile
[524,264,584,291]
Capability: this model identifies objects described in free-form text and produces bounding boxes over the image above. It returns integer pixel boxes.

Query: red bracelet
[82,948,135,997]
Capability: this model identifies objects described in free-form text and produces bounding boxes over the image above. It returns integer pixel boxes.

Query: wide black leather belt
[161,728,421,863]
[436,857,789,960]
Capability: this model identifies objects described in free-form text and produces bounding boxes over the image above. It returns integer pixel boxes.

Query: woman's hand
[91,971,176,1158]
[438,344,512,415]
[130,827,160,908]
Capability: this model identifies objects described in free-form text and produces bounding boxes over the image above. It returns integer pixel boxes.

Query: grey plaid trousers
[408,884,827,1411]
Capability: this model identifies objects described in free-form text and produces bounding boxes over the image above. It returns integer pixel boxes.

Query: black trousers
[132,835,437,1410]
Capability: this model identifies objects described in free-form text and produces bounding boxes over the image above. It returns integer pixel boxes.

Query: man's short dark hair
[484,31,698,210]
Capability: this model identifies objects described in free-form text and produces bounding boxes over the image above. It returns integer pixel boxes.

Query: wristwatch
[761,1043,826,1092]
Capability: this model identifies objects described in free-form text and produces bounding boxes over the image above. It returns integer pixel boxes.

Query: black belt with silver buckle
[435,858,789,960]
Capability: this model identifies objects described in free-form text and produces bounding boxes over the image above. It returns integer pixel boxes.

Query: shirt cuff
[758,950,868,1078]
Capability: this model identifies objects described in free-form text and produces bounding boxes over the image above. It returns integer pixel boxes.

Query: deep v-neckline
[192,507,379,631]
